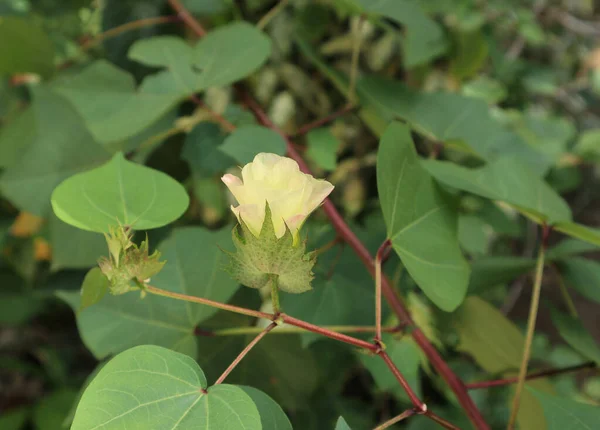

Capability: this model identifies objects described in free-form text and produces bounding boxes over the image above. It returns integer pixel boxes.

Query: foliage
[1,0,600,429]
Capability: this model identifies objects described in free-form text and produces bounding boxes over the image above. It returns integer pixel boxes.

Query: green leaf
[554,222,600,247]
[33,389,78,430]
[530,389,600,430]
[58,227,239,359]
[182,122,236,176]
[220,125,287,165]
[335,416,353,430]
[71,345,261,430]
[0,17,54,77]
[0,106,36,169]
[556,258,600,304]
[130,22,271,92]
[468,256,535,293]
[282,274,374,346]
[80,268,109,312]
[51,152,189,233]
[550,309,600,365]
[355,0,447,67]
[450,29,489,79]
[547,239,599,260]
[377,122,469,311]
[574,129,600,162]
[360,77,550,173]
[454,296,523,373]
[0,407,28,430]
[49,214,106,271]
[0,87,111,216]
[226,205,315,294]
[306,128,340,171]
[359,335,422,403]
[423,158,572,224]
[53,60,181,145]
[239,386,293,430]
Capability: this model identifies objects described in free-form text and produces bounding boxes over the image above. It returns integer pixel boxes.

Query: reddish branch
[293,104,357,136]
[466,362,597,390]
[167,2,487,428]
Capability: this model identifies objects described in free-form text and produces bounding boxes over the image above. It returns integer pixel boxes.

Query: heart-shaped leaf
[51,152,189,233]
[71,345,261,430]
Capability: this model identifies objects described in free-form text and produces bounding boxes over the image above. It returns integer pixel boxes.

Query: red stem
[466,361,596,390]
[215,322,277,384]
[168,0,207,36]
[242,90,490,430]
[293,104,356,137]
[379,351,425,411]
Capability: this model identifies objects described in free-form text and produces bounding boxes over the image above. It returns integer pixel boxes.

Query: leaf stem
[373,408,417,430]
[145,284,272,320]
[375,240,392,343]
[507,225,549,429]
[256,0,288,30]
[209,324,402,336]
[379,351,426,411]
[214,322,277,384]
[466,361,596,390]
[293,104,357,137]
[552,263,579,318]
[270,275,280,314]
[167,0,207,37]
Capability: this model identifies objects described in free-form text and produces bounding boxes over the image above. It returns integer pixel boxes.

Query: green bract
[225,204,315,294]
[51,152,189,233]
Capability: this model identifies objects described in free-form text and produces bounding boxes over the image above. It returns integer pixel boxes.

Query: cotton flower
[222,153,334,240]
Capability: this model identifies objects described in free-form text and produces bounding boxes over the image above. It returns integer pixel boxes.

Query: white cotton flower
[221,153,334,240]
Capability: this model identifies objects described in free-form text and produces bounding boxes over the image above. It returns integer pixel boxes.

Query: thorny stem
[214,322,277,384]
[209,325,402,336]
[507,225,549,430]
[293,104,357,137]
[373,408,417,430]
[167,2,489,428]
[466,361,596,390]
[256,0,289,30]
[375,240,392,343]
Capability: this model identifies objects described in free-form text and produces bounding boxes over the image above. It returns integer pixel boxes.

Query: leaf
[0,407,28,430]
[335,416,353,430]
[182,123,236,176]
[0,106,36,169]
[130,22,271,92]
[450,29,489,79]
[0,17,54,77]
[547,239,599,260]
[550,309,600,365]
[574,128,600,162]
[360,76,550,173]
[58,227,240,359]
[468,256,535,293]
[423,158,572,224]
[220,125,287,165]
[556,258,600,304]
[554,222,600,247]
[239,386,293,430]
[359,335,422,402]
[281,274,374,346]
[354,0,447,67]
[51,152,189,233]
[49,214,106,271]
[53,60,181,144]
[80,268,109,312]
[71,345,262,430]
[530,389,600,430]
[377,122,469,311]
[0,87,111,216]
[306,128,340,171]
[453,296,524,373]
[33,389,78,430]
